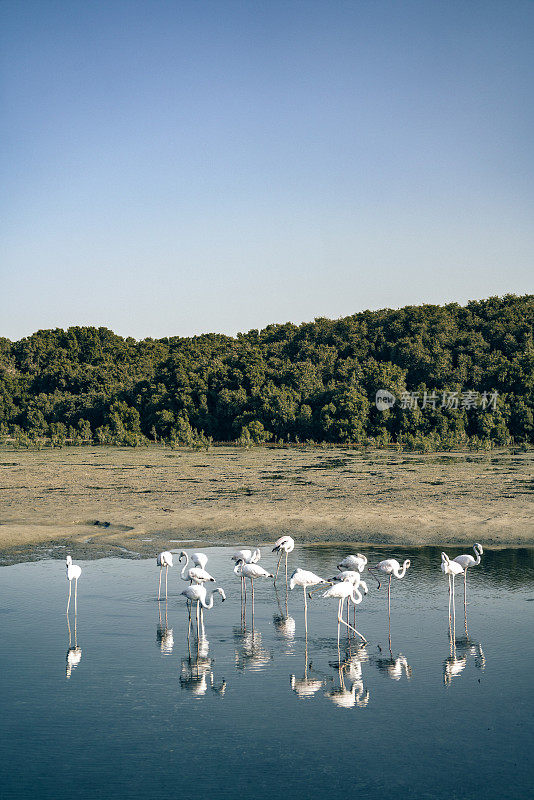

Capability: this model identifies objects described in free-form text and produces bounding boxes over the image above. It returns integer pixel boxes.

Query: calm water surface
[0,545,533,800]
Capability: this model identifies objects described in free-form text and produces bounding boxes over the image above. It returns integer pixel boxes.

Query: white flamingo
[289,568,328,637]
[368,558,410,649]
[156,551,173,600]
[337,553,367,573]
[234,559,273,627]
[66,555,81,614]
[181,584,226,636]
[191,552,209,570]
[453,543,483,610]
[179,551,215,584]
[322,581,367,647]
[441,552,464,624]
[231,548,261,602]
[272,536,295,586]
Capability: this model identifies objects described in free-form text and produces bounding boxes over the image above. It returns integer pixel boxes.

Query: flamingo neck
[351,587,363,605]
[199,591,213,610]
[180,552,190,580]
[394,561,408,579]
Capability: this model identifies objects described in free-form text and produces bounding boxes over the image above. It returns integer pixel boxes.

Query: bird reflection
[325,662,369,708]
[273,585,295,654]
[234,625,272,672]
[65,612,82,679]
[443,631,485,686]
[290,663,324,699]
[156,600,174,655]
[326,642,370,707]
[180,622,226,697]
[372,647,412,681]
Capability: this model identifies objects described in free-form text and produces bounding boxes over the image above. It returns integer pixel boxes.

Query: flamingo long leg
[67,580,71,614]
[165,566,168,600]
[303,586,308,640]
[251,579,255,629]
[274,552,282,585]
[74,578,78,615]
[285,551,288,587]
[158,568,162,600]
[338,599,367,644]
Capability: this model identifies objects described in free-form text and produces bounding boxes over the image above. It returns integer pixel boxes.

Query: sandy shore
[0,445,532,558]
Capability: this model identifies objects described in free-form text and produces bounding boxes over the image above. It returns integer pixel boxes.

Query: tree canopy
[1,295,532,450]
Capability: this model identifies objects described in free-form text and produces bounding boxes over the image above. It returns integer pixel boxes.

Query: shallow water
[0,545,533,800]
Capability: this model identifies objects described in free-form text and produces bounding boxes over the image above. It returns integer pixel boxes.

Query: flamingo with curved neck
[179,551,215,584]
[453,543,483,617]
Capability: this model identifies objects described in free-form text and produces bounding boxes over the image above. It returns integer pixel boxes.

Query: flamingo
[179,551,215,584]
[191,552,209,570]
[234,559,273,627]
[181,584,226,636]
[65,555,81,614]
[368,558,410,607]
[289,568,328,637]
[441,552,464,625]
[231,548,261,603]
[453,543,483,613]
[156,551,173,600]
[337,553,367,573]
[272,536,294,586]
[322,581,367,647]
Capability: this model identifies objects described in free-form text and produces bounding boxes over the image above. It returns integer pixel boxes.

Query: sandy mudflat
[0,445,532,558]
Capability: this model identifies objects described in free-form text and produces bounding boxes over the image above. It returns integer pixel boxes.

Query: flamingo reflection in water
[326,659,369,708]
[234,625,272,672]
[372,648,412,681]
[444,631,485,686]
[290,661,324,699]
[65,612,82,679]
[156,600,174,655]
[273,585,296,655]
[181,619,226,697]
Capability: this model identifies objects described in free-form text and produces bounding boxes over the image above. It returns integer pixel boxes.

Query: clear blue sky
[2,0,533,341]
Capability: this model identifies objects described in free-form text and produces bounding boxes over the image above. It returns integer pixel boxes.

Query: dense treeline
[1,295,533,450]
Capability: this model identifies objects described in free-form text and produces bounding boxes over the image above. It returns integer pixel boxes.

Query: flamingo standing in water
[322,581,367,648]
[289,568,328,638]
[453,543,483,615]
[66,555,82,614]
[231,548,261,604]
[441,552,464,625]
[181,584,226,637]
[156,551,173,600]
[368,558,410,648]
[337,553,367,573]
[234,559,273,627]
[179,551,215,584]
[272,536,294,587]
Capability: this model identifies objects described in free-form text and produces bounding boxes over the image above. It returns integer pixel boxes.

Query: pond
[0,544,533,800]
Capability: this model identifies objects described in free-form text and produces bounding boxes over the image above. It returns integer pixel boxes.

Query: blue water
[0,545,532,800]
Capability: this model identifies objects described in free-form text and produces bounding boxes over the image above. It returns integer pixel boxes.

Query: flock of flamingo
[65,536,484,658]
